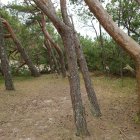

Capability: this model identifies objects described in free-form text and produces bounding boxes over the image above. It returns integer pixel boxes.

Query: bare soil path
[0,74,140,140]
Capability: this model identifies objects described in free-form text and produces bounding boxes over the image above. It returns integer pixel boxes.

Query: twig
[117,127,129,140]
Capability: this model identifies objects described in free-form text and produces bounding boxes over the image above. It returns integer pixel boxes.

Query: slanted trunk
[62,29,89,136]
[40,14,66,77]
[60,0,101,117]
[84,0,140,59]
[84,0,140,114]
[43,41,54,73]
[0,19,14,90]
[1,18,40,77]
[44,40,60,74]
[33,0,89,136]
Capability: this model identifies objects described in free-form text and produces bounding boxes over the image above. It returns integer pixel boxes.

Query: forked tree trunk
[60,0,101,117]
[0,19,14,90]
[40,14,66,77]
[1,18,40,77]
[84,0,140,114]
[33,0,89,136]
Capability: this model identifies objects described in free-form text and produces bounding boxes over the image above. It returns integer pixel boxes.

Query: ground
[0,73,140,140]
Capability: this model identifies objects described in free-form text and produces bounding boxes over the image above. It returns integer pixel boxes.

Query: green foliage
[106,0,140,43]
[80,35,134,75]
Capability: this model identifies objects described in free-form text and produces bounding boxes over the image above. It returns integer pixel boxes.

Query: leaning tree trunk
[0,19,14,90]
[40,14,66,77]
[33,0,89,136]
[60,0,101,117]
[43,41,55,73]
[1,18,40,77]
[84,0,140,114]
[44,40,60,74]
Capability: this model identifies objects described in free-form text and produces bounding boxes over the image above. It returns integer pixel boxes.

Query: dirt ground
[0,74,140,140]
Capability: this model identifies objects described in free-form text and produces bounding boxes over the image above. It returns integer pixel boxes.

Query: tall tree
[60,0,101,116]
[84,0,140,117]
[1,18,40,77]
[0,18,15,90]
[33,0,89,136]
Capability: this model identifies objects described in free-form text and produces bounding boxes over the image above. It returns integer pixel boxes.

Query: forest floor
[0,73,140,140]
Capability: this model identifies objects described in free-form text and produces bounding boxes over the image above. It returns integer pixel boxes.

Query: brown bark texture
[33,0,89,136]
[0,18,15,90]
[84,0,140,114]
[1,18,40,77]
[60,0,101,117]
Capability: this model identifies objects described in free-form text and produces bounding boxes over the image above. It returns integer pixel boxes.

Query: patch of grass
[92,75,136,95]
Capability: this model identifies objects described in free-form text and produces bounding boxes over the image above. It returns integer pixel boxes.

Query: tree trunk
[40,14,66,77]
[33,0,89,136]
[1,18,40,77]
[44,40,60,74]
[62,29,89,136]
[60,0,101,117]
[84,0,140,114]
[0,19,15,90]
[136,58,140,117]
[43,42,54,73]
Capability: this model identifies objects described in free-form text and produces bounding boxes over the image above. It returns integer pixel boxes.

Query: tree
[39,13,66,77]
[0,18,15,90]
[33,0,89,136]
[60,0,101,117]
[1,18,40,77]
[84,0,140,117]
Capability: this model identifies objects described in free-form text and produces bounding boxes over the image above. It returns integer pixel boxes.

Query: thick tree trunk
[1,18,40,77]
[84,0,140,59]
[60,0,101,117]
[62,29,89,136]
[40,14,66,77]
[0,19,14,90]
[84,0,140,114]
[33,0,89,136]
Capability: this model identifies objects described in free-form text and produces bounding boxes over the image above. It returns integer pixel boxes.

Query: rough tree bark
[0,18,15,90]
[40,14,66,77]
[1,18,40,77]
[33,0,89,136]
[84,0,140,115]
[60,0,101,117]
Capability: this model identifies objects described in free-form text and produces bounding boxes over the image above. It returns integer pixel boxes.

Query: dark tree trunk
[0,19,14,90]
[1,18,40,77]
[33,0,89,136]
[60,0,101,117]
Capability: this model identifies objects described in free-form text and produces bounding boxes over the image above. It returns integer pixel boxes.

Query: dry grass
[0,74,139,140]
